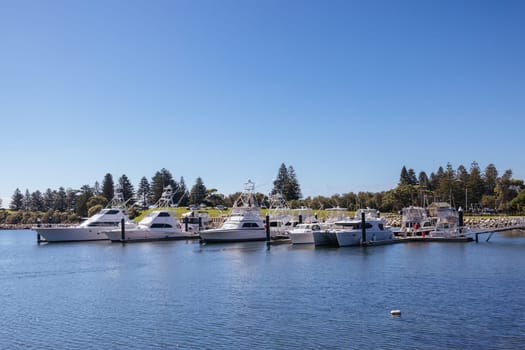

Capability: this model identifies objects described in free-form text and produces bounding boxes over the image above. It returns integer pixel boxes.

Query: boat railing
[32,223,76,229]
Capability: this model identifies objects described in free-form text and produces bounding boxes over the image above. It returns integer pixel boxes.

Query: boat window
[378,223,384,230]
[158,212,171,217]
[151,223,172,228]
[338,222,373,229]
[242,222,260,228]
[106,210,120,215]
[88,222,120,227]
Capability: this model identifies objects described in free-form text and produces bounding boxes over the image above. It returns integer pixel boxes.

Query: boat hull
[35,227,109,242]
[290,232,314,244]
[335,229,394,247]
[199,228,266,243]
[105,229,199,242]
[312,230,338,246]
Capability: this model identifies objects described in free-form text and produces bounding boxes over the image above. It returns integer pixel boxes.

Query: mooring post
[299,214,303,224]
[120,218,125,242]
[37,232,42,244]
[475,233,479,243]
[266,215,271,244]
[184,216,189,232]
[361,211,366,245]
[199,216,202,230]
[458,207,464,233]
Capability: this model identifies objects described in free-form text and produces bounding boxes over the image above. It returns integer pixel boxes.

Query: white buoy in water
[390,309,401,316]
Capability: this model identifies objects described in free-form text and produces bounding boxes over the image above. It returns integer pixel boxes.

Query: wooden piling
[265,215,271,245]
[120,218,125,242]
[361,211,366,245]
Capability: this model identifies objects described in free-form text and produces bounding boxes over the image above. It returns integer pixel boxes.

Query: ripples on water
[1,230,524,349]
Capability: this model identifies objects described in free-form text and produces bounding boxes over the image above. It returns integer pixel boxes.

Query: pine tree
[495,170,513,211]
[484,163,498,195]
[76,185,94,217]
[399,166,410,185]
[102,173,114,202]
[118,174,135,203]
[136,176,151,208]
[407,168,418,185]
[189,177,207,205]
[272,163,288,195]
[55,187,67,211]
[31,190,44,211]
[10,188,24,210]
[284,165,302,200]
[468,161,484,206]
[43,189,55,211]
[66,188,78,211]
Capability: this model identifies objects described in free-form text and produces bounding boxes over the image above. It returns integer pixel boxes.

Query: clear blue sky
[1,0,524,207]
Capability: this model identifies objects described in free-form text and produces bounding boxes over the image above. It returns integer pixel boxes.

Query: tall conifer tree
[102,173,114,202]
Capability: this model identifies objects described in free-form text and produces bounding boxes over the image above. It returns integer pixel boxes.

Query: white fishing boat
[429,206,461,237]
[398,206,434,236]
[104,210,197,242]
[35,189,132,242]
[199,180,266,243]
[104,185,199,242]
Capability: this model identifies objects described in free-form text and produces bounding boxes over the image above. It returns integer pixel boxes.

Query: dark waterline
[1,230,524,349]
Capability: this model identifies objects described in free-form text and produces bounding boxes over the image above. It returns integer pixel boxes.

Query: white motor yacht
[104,210,197,242]
[199,180,266,243]
[35,190,132,242]
[289,223,330,244]
[332,217,393,247]
[104,185,199,242]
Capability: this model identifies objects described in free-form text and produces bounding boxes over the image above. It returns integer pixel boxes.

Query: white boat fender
[390,310,401,316]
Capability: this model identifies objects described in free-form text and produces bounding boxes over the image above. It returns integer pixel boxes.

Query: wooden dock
[470,224,525,242]
[362,236,473,246]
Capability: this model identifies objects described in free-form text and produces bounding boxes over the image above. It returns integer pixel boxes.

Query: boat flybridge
[199,180,266,243]
[429,206,464,238]
[397,206,434,237]
[104,185,198,242]
[35,188,133,242]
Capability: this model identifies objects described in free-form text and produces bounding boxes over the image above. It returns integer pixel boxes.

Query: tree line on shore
[1,161,524,226]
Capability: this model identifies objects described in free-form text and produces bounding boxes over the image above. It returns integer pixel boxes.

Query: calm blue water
[1,230,524,349]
